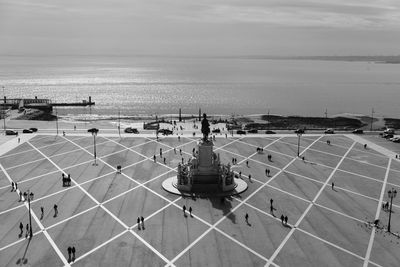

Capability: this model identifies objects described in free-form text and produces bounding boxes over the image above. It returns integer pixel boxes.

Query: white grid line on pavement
[0,163,71,266]
[363,158,392,267]
[265,141,356,267]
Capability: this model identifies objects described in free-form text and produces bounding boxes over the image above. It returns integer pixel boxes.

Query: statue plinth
[198,139,213,170]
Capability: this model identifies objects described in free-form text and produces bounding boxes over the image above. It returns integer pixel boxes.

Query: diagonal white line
[0,163,70,266]
[265,141,356,267]
[26,140,173,266]
[363,158,392,267]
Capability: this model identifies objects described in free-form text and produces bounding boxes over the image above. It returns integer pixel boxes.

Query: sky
[1,0,400,56]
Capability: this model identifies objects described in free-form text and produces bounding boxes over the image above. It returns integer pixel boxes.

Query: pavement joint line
[234,197,372,263]
[61,136,198,265]
[214,146,292,171]
[309,136,389,159]
[168,136,319,265]
[296,227,382,266]
[0,135,89,160]
[27,139,174,266]
[0,229,43,252]
[234,138,300,159]
[274,138,389,171]
[0,153,158,216]
[0,137,165,190]
[363,158,392,267]
[1,133,397,265]
[265,141,356,267]
[73,197,182,265]
[214,136,392,187]
[245,171,379,225]
[0,162,71,266]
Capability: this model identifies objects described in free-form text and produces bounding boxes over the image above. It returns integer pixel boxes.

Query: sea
[1,55,400,120]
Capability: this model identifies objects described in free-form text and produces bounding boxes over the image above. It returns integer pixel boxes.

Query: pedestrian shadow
[246,221,252,227]
[16,237,32,265]
[332,188,338,192]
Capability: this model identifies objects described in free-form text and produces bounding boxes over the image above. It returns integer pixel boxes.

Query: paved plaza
[0,133,399,266]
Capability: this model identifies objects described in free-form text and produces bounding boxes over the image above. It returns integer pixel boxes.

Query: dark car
[265,130,276,134]
[383,133,394,139]
[23,129,33,134]
[211,128,221,133]
[236,130,246,135]
[158,129,173,135]
[352,129,364,134]
[5,130,18,135]
[124,127,139,134]
[29,128,38,132]
[294,129,305,134]
[324,128,335,134]
[247,129,258,133]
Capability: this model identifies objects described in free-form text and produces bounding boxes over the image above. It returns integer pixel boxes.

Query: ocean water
[1,56,400,119]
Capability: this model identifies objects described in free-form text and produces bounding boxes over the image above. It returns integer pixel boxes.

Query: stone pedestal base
[162,176,248,197]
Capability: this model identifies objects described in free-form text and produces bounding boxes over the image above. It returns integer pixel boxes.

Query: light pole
[387,188,397,232]
[88,128,99,165]
[26,189,33,239]
[2,86,6,134]
[55,107,59,136]
[297,133,302,157]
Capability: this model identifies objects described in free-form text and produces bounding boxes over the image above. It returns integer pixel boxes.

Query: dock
[2,96,95,111]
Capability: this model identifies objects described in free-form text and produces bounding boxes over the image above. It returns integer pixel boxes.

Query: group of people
[256,147,264,153]
[11,181,18,192]
[382,201,391,211]
[231,158,239,165]
[137,216,145,230]
[62,173,72,187]
[182,205,193,217]
[67,246,76,263]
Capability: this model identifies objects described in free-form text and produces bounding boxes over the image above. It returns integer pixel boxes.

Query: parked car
[294,129,305,134]
[124,127,139,134]
[265,130,276,134]
[384,128,395,134]
[29,128,38,132]
[391,137,400,143]
[5,130,18,135]
[157,129,173,135]
[247,129,258,133]
[324,128,335,134]
[236,130,246,135]
[383,133,394,139]
[212,128,221,133]
[352,129,364,134]
[22,129,33,133]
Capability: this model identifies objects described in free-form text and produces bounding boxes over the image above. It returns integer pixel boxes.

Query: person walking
[137,217,141,230]
[280,214,284,224]
[40,206,44,220]
[183,205,186,215]
[153,155,156,162]
[245,213,249,223]
[53,204,58,217]
[141,216,144,229]
[15,182,18,191]
[19,191,22,202]
[331,182,335,190]
[19,222,23,236]
[67,246,72,262]
[189,207,192,216]
[11,181,15,192]
[71,246,76,262]
[25,224,29,238]
[284,215,288,225]
[248,174,252,182]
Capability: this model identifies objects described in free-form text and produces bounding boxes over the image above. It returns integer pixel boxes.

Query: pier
[2,96,95,111]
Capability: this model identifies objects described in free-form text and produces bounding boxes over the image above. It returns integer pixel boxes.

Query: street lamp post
[55,107,59,136]
[297,133,302,157]
[26,189,33,239]
[2,86,6,134]
[387,188,397,232]
[88,128,99,166]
